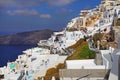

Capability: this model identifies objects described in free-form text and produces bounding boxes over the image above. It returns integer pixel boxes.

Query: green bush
[44,39,96,80]
[67,39,96,60]
[66,28,78,31]
[93,33,103,47]
[68,38,85,49]
[116,20,120,26]
[93,33,103,42]
[0,75,4,79]
[78,45,96,59]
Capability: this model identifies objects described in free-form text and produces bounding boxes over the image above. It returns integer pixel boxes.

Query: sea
[0,45,36,67]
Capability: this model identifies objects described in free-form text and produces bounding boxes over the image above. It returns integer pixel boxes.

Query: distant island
[1,0,120,80]
[0,29,54,45]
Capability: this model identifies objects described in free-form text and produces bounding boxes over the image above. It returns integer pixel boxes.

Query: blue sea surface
[0,45,35,67]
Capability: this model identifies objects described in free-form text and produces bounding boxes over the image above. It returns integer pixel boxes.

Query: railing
[102,55,109,69]
[101,51,111,69]
[76,73,91,80]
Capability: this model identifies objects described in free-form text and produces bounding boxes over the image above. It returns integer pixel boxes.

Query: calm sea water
[0,45,35,67]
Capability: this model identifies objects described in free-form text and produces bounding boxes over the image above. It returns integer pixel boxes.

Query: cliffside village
[1,0,120,80]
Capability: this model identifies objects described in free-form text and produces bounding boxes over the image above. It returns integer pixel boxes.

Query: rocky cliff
[0,29,54,45]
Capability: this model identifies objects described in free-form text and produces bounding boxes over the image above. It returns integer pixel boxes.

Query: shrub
[66,28,78,32]
[78,45,96,59]
[0,75,4,79]
[45,63,65,80]
[116,19,120,26]
[93,33,103,42]
[56,63,65,70]
[67,39,96,60]
[45,68,58,80]
[93,33,103,47]
[44,39,96,80]
[68,38,85,49]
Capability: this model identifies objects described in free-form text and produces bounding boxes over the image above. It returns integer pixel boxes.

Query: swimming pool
[9,63,16,69]
[27,73,34,80]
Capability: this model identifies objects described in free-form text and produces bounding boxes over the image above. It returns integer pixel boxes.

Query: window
[118,10,120,15]
[79,18,83,26]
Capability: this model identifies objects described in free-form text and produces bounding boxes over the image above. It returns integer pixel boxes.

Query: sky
[0,0,101,36]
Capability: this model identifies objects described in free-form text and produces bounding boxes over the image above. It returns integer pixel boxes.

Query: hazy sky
[0,0,101,35]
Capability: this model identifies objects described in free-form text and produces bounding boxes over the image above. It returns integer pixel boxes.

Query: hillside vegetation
[67,39,96,60]
[44,63,65,80]
[44,39,96,80]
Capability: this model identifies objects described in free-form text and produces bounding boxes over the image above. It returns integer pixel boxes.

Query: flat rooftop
[59,69,109,78]
[66,59,105,69]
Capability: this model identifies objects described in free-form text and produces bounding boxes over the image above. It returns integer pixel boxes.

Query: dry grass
[67,38,96,60]
[67,41,88,60]
[68,38,85,49]
[44,63,65,80]
[44,39,96,80]
[44,68,58,80]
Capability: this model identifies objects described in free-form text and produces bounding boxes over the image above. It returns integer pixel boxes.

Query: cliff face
[0,29,54,45]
